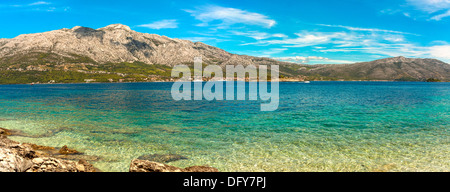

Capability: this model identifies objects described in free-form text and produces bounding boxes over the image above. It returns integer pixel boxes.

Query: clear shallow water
[0,81,448,172]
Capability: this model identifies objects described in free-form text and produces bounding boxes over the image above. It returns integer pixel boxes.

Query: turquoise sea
[0,81,448,172]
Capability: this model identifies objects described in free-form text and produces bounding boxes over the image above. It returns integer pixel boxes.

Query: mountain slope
[0,24,449,84]
[292,56,450,81]
[0,24,282,67]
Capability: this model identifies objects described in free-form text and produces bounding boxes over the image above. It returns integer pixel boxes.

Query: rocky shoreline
[0,127,218,172]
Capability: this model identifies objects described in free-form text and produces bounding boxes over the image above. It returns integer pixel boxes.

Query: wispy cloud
[231,48,287,58]
[272,56,356,64]
[236,26,450,63]
[319,42,450,63]
[430,9,450,20]
[428,45,450,60]
[2,1,69,12]
[242,31,349,47]
[28,1,51,6]
[379,1,450,21]
[137,19,178,29]
[179,36,228,43]
[185,5,276,28]
[231,31,287,40]
[406,0,450,13]
[317,24,418,35]
[8,1,51,7]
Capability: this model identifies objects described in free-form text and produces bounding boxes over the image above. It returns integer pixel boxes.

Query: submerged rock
[59,145,81,155]
[184,165,219,172]
[28,157,98,172]
[137,153,188,163]
[0,127,73,138]
[129,159,184,172]
[24,143,55,151]
[129,159,218,172]
[0,127,24,136]
[0,128,11,136]
[22,143,101,162]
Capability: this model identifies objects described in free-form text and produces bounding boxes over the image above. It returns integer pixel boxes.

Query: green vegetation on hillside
[1,51,449,84]
[0,70,121,84]
[0,53,174,84]
[87,61,172,77]
[426,78,441,82]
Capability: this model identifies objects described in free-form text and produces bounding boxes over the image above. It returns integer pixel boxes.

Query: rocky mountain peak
[372,56,416,64]
[98,24,132,31]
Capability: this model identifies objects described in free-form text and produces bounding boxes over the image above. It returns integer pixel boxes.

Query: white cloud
[261,48,288,56]
[319,43,450,63]
[380,1,450,21]
[3,1,71,12]
[185,5,276,28]
[231,31,287,40]
[272,33,288,38]
[29,1,51,6]
[406,0,450,13]
[273,56,356,64]
[238,29,450,62]
[179,36,229,44]
[7,1,51,7]
[404,0,450,20]
[181,37,215,42]
[242,31,351,47]
[430,9,450,20]
[383,35,405,42]
[137,19,178,29]
[317,24,417,35]
[428,45,450,60]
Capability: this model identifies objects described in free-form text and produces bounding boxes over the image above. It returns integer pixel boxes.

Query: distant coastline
[0,80,446,86]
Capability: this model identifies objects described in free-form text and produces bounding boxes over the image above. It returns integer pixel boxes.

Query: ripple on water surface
[0,82,448,172]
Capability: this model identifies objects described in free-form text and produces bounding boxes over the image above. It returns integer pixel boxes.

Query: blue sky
[1,0,450,64]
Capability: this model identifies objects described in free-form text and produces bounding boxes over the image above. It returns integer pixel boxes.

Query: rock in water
[137,153,188,163]
[129,159,218,172]
[183,166,219,172]
[28,157,97,172]
[58,145,80,155]
[129,159,184,172]
[0,128,11,136]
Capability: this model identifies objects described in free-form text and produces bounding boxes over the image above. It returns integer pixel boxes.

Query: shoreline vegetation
[0,79,446,86]
[0,61,446,85]
[0,127,218,172]
[0,56,448,85]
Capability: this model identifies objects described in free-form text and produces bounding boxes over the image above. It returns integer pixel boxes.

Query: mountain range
[0,24,449,84]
